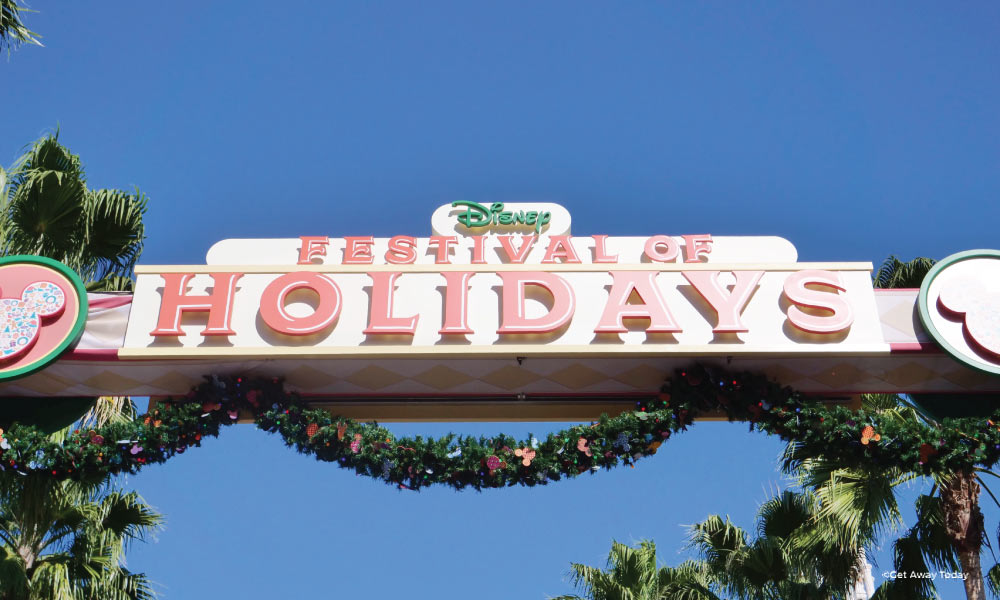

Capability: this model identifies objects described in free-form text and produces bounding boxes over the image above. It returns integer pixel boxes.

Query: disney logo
[451,201,552,234]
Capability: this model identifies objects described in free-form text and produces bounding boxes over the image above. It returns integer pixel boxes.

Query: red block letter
[150,273,243,336]
[385,236,417,265]
[259,272,342,335]
[542,235,581,264]
[683,271,762,332]
[343,236,374,264]
[497,235,536,264]
[497,272,575,334]
[364,272,419,335]
[643,236,679,263]
[783,270,854,334]
[595,272,680,333]
[592,235,619,264]
[682,234,713,263]
[439,272,474,334]
[428,236,458,264]
[298,236,329,264]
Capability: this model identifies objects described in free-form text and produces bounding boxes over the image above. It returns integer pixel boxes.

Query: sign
[919,250,1000,376]
[0,256,88,381]
[2,204,999,418]
[120,203,884,359]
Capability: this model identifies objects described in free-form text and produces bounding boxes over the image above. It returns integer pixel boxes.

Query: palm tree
[555,490,874,600]
[0,0,40,54]
[0,133,147,292]
[553,539,723,600]
[685,489,872,600]
[786,256,996,600]
[0,474,161,600]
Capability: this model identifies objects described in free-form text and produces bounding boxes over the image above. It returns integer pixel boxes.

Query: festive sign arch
[0,204,999,486]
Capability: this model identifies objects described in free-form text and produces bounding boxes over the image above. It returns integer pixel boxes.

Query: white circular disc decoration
[919,250,1000,376]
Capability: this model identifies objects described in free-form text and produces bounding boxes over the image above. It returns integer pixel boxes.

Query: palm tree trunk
[940,471,985,600]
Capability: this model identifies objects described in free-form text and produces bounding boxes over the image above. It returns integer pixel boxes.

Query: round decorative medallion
[0,256,88,381]
[918,249,1000,376]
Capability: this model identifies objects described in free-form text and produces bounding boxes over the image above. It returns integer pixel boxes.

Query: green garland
[0,367,997,489]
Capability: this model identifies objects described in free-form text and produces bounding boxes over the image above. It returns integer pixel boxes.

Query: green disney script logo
[451,201,552,233]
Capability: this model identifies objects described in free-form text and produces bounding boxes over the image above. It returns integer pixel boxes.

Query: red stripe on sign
[64,348,120,361]
[889,342,938,353]
[88,295,133,309]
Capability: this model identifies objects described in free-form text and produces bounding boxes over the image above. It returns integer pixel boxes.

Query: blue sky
[3,2,1000,598]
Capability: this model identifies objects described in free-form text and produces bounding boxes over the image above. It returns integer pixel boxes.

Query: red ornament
[306,423,319,438]
[486,455,502,470]
[919,443,937,464]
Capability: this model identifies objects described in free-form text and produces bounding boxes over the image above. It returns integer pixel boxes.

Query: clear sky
[3,2,1000,598]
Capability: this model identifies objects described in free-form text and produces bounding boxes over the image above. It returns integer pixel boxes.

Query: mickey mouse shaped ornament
[0,282,67,360]
[919,249,1000,377]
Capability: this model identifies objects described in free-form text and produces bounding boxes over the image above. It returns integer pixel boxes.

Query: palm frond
[757,489,812,541]
[79,396,138,428]
[987,561,1000,597]
[805,464,906,550]
[873,256,936,289]
[687,516,748,570]
[82,188,147,282]
[0,476,162,599]
[0,0,41,54]
[656,561,724,600]
[1,133,146,291]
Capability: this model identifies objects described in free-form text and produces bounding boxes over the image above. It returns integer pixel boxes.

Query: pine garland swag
[1,367,999,489]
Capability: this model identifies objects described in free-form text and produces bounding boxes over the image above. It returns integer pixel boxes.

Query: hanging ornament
[446,448,462,459]
[514,447,536,466]
[337,423,347,441]
[306,423,319,438]
[614,433,631,452]
[577,437,592,457]
[919,443,937,464]
[350,433,362,453]
[486,455,502,471]
[861,425,881,445]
